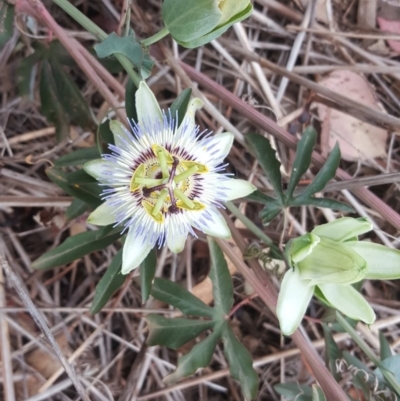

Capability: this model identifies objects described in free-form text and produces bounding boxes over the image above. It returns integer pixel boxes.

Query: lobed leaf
[245,189,277,205]
[246,133,284,203]
[55,147,100,167]
[259,204,282,224]
[286,126,316,199]
[91,249,127,314]
[146,315,215,349]
[65,198,89,221]
[49,58,93,129]
[164,327,221,384]
[0,0,14,48]
[32,227,122,270]
[379,332,393,361]
[67,169,97,185]
[151,278,214,318]
[40,60,69,141]
[274,383,312,400]
[300,143,341,198]
[17,48,46,99]
[222,323,258,401]
[140,249,157,303]
[290,196,354,213]
[168,88,192,127]
[125,78,138,123]
[207,237,233,316]
[322,324,342,380]
[46,167,102,209]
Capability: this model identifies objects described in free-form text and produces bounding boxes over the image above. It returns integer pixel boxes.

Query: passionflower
[84,82,255,274]
[277,217,400,335]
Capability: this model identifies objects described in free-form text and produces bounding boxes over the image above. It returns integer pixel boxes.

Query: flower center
[129,145,207,223]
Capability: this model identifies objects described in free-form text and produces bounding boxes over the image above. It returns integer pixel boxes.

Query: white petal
[176,98,203,136]
[84,159,114,181]
[109,120,132,148]
[200,132,234,164]
[135,81,163,128]
[318,283,376,324]
[346,241,400,280]
[167,229,189,253]
[189,207,231,239]
[312,217,372,242]
[276,268,314,336]
[87,203,116,226]
[221,178,256,201]
[122,227,155,274]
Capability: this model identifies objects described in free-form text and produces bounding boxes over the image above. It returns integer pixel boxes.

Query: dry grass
[1,0,400,400]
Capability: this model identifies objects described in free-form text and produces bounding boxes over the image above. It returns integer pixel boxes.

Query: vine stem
[225,201,279,254]
[49,0,142,87]
[336,312,400,395]
[141,27,170,46]
[217,210,350,401]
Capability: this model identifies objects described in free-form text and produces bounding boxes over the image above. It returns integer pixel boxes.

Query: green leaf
[246,133,284,203]
[177,3,253,48]
[46,167,102,209]
[0,0,14,48]
[322,324,342,380]
[379,332,393,361]
[290,196,354,213]
[94,33,148,78]
[151,278,214,318]
[125,79,138,123]
[17,49,45,99]
[48,40,76,68]
[91,249,127,314]
[168,88,192,127]
[146,315,215,349]
[65,198,89,221]
[286,126,316,199]
[67,169,97,185]
[164,327,221,384]
[140,248,157,303]
[40,60,70,141]
[55,147,100,167]
[312,385,327,401]
[259,204,282,224]
[245,189,277,205]
[141,53,155,79]
[49,58,93,129]
[98,118,115,147]
[374,355,400,383]
[32,227,122,270]
[162,0,221,43]
[274,383,312,400]
[222,324,258,401]
[300,143,341,198]
[207,237,233,316]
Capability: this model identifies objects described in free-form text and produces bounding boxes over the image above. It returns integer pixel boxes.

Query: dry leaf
[316,70,388,161]
[377,0,400,54]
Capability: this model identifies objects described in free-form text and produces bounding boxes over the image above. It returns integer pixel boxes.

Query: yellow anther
[143,200,164,223]
[181,160,208,174]
[130,164,145,192]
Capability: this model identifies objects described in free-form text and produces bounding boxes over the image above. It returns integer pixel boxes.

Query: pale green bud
[286,233,367,286]
[278,217,400,335]
[162,0,252,48]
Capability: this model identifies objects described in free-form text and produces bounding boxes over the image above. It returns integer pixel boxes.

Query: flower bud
[287,235,367,286]
[162,0,252,48]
